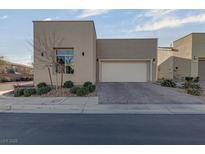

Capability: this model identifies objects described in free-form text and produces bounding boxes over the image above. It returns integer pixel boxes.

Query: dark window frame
[55,48,75,74]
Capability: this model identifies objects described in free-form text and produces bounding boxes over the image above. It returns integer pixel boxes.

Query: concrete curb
[0,103,205,114]
[1,97,205,114]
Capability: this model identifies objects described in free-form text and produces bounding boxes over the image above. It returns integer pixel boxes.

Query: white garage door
[101,61,149,82]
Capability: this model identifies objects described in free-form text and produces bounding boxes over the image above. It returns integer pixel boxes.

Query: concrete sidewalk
[0,97,205,114]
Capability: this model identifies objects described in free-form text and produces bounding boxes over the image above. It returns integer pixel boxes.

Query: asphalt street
[0,113,205,145]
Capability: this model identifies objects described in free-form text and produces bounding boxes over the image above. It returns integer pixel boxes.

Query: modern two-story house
[158,33,205,81]
[33,20,158,85]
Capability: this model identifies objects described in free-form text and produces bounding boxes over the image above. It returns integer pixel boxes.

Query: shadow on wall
[158,56,173,79]
[158,56,192,80]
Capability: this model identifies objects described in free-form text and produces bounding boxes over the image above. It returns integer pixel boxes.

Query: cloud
[78,9,110,18]
[144,10,175,18]
[135,13,205,32]
[1,15,8,20]
[44,18,52,21]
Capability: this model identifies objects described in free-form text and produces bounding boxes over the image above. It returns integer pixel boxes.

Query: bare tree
[28,32,64,89]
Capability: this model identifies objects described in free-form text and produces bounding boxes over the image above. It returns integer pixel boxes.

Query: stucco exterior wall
[157,48,174,79]
[192,33,205,77]
[33,21,96,86]
[172,33,205,79]
[173,34,192,79]
[96,39,158,81]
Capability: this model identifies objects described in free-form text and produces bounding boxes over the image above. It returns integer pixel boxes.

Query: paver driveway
[97,82,205,104]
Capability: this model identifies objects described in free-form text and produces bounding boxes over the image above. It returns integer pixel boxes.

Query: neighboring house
[0,58,33,81]
[158,33,205,81]
[157,47,175,79]
[33,20,157,85]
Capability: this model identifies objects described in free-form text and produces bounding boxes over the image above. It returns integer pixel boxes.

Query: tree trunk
[61,65,64,88]
[56,72,58,91]
[47,67,53,87]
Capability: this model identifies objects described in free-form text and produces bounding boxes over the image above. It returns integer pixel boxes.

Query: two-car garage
[97,39,157,83]
[100,60,151,82]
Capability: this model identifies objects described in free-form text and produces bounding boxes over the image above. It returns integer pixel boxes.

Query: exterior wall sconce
[152,58,156,63]
[41,52,44,57]
[82,52,85,56]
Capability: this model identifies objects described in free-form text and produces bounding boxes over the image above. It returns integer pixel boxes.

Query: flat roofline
[97,38,158,40]
[33,20,97,36]
[158,47,178,51]
[158,46,172,48]
[33,20,94,23]
[173,32,205,43]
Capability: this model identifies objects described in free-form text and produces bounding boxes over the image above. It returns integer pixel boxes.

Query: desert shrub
[64,80,74,88]
[161,79,176,88]
[37,82,47,88]
[36,86,51,95]
[186,82,203,96]
[187,88,203,96]
[189,83,202,90]
[15,78,21,82]
[0,77,10,82]
[194,76,200,83]
[185,76,194,82]
[184,77,200,89]
[14,88,24,97]
[76,87,89,96]
[184,81,191,89]
[23,88,36,97]
[88,84,96,93]
[70,86,80,94]
[83,81,93,88]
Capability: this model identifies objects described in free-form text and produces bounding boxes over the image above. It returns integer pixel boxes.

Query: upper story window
[56,48,75,74]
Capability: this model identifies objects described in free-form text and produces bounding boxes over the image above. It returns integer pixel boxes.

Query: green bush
[161,79,176,88]
[83,81,93,88]
[88,84,96,93]
[187,88,203,96]
[76,87,89,96]
[70,86,80,94]
[37,82,47,88]
[185,76,194,82]
[14,88,24,97]
[36,86,51,95]
[64,80,74,88]
[23,88,36,97]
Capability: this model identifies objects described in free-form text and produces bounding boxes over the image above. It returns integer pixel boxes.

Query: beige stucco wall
[97,39,158,81]
[157,48,174,79]
[33,21,96,86]
[172,33,205,79]
[192,33,205,77]
[173,34,192,79]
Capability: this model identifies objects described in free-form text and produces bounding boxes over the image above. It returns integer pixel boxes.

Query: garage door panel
[101,61,149,82]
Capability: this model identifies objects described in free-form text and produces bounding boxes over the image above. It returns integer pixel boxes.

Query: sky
[1,9,205,66]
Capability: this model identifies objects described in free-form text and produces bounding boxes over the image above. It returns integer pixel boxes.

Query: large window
[56,49,75,74]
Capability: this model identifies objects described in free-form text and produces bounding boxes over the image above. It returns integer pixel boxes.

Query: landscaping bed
[158,77,205,97]
[33,88,96,97]
[11,81,97,97]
